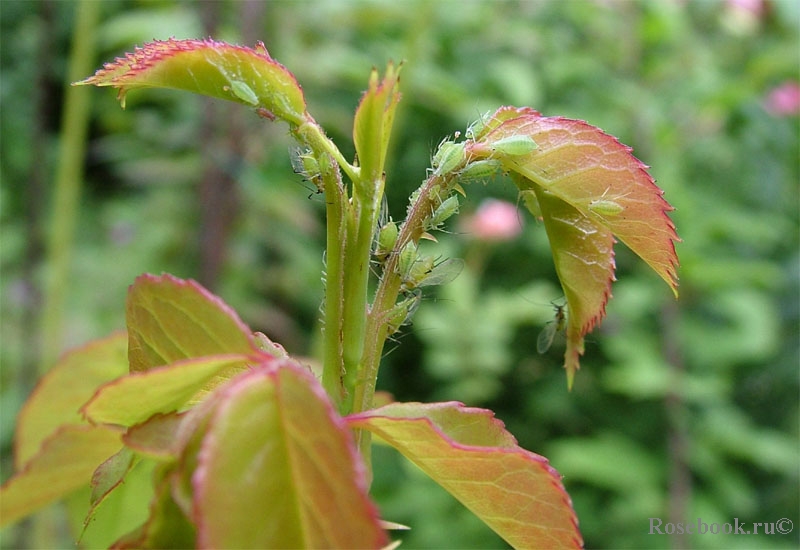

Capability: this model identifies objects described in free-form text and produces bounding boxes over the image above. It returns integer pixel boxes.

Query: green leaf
[193,363,388,549]
[466,107,679,387]
[110,471,196,549]
[353,62,402,188]
[81,354,256,427]
[126,273,259,372]
[78,448,155,548]
[0,425,123,527]
[348,401,583,549]
[75,38,306,125]
[14,331,128,468]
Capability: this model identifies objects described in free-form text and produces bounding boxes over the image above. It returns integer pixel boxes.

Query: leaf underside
[472,107,679,386]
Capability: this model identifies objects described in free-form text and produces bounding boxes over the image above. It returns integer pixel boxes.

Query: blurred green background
[1,1,798,548]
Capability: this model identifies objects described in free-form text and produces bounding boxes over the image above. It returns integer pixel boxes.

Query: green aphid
[465,111,492,140]
[385,291,422,334]
[587,188,627,216]
[405,256,435,289]
[426,195,459,230]
[457,160,502,184]
[396,241,418,281]
[491,135,538,156]
[228,80,259,106]
[415,258,463,288]
[537,302,567,354]
[375,220,398,259]
[432,141,466,176]
[588,199,624,216]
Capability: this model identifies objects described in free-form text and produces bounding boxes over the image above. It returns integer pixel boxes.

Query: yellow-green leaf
[126,273,259,372]
[348,401,583,549]
[76,38,306,125]
[0,426,123,527]
[193,363,387,549]
[14,332,128,468]
[82,354,255,427]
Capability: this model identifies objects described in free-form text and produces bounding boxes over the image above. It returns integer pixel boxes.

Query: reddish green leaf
[82,354,257,427]
[467,107,679,387]
[353,62,402,187]
[193,362,387,549]
[14,332,128,468]
[532,186,616,388]
[122,412,186,460]
[75,38,306,125]
[348,401,583,549]
[126,273,259,372]
[0,425,123,527]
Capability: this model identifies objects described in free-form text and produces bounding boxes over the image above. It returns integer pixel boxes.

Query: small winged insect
[413,257,464,289]
[537,302,567,354]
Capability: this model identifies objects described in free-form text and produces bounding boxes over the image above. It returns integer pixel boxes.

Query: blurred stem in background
[38,0,98,374]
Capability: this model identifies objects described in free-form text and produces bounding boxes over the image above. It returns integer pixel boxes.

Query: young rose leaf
[78,448,156,548]
[0,425,123,527]
[82,354,258,427]
[348,401,583,549]
[126,273,260,372]
[14,332,128,468]
[531,185,616,388]
[468,107,679,387]
[122,412,186,460]
[353,62,402,188]
[75,38,306,125]
[193,362,387,549]
[110,472,197,549]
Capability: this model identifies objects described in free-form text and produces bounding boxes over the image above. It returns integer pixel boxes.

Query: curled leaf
[76,38,306,125]
[468,107,679,386]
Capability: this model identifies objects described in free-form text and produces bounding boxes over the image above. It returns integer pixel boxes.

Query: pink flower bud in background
[764,81,800,117]
[463,199,523,242]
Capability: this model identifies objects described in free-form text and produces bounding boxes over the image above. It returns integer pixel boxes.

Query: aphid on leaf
[490,135,538,156]
[588,187,628,216]
[537,302,567,354]
[226,80,259,106]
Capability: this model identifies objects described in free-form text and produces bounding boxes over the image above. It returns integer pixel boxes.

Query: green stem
[339,182,383,413]
[319,156,347,410]
[353,172,452,420]
[39,0,99,373]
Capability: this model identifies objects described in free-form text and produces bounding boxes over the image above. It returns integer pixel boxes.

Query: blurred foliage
[1,1,798,548]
